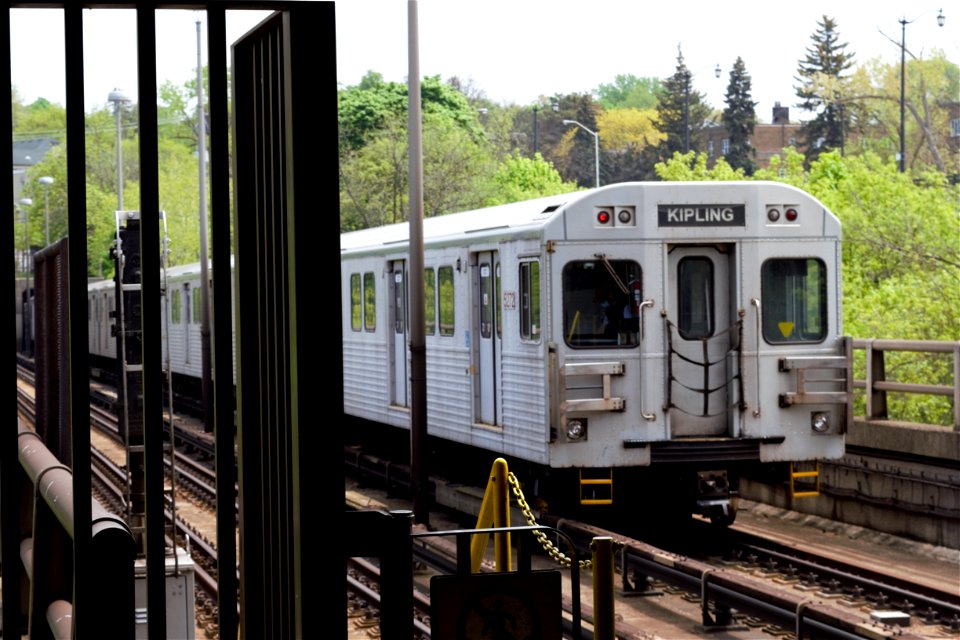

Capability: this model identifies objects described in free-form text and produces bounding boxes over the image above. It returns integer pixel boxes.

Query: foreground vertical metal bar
[284,3,343,637]
[591,537,615,640]
[206,8,238,639]
[63,7,92,635]
[1,4,24,637]
[136,7,167,639]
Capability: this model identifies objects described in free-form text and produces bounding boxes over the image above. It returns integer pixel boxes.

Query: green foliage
[484,152,580,206]
[595,75,661,110]
[338,71,483,152]
[654,151,746,181]
[720,58,757,176]
[794,16,855,160]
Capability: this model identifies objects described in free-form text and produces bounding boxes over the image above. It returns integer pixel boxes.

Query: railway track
[344,449,960,639]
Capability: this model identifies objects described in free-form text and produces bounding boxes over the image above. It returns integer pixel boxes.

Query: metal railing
[852,339,960,430]
[17,425,137,639]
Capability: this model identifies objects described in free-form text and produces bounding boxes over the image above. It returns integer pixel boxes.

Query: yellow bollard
[591,536,615,640]
[470,458,512,573]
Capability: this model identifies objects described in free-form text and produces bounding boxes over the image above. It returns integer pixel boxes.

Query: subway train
[339,181,852,525]
[77,180,851,524]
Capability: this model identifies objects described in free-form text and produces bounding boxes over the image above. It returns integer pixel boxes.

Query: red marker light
[785,208,798,221]
[597,210,611,224]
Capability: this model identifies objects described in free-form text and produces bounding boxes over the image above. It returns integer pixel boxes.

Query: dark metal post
[136,7,167,638]
[1,6,25,636]
[684,71,691,154]
[899,18,907,173]
[206,9,238,639]
[63,7,93,635]
[408,0,430,526]
[379,511,414,639]
[197,17,214,432]
[533,105,539,155]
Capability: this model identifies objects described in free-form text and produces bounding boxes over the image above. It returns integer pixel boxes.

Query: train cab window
[424,269,436,335]
[761,258,827,343]
[563,260,641,348]
[171,289,181,325]
[363,272,376,332]
[520,261,541,342]
[350,274,362,331]
[192,287,202,324]
[438,266,455,336]
[678,257,714,339]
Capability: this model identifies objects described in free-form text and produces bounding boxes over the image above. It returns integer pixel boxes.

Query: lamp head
[39,176,54,186]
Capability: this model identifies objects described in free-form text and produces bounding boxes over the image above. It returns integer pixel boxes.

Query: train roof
[87,256,234,293]
[339,181,839,257]
[339,189,577,254]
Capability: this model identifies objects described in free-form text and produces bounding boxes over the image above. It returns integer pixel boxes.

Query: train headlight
[566,419,587,440]
[767,207,781,222]
[811,412,830,433]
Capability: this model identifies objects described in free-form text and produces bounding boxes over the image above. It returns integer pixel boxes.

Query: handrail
[851,338,960,430]
[17,425,137,638]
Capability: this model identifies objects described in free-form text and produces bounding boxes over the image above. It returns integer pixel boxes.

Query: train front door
[474,251,502,426]
[665,244,737,436]
[390,260,408,407]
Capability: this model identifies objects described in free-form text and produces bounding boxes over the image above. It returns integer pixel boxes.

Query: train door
[474,251,502,426]
[183,283,192,366]
[665,244,737,436]
[390,260,408,407]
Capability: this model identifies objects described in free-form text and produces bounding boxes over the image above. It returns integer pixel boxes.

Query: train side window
[563,260,641,348]
[479,262,493,339]
[424,268,436,335]
[363,272,376,332]
[438,266,455,336]
[761,258,827,343]
[192,287,202,324]
[172,289,181,325]
[678,257,714,339]
[520,260,541,342]
[350,274,362,331]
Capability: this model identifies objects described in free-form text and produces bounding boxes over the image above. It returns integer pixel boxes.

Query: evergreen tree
[794,16,855,161]
[721,57,758,175]
[655,47,712,160]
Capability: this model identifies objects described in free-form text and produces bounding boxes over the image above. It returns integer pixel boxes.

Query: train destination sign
[658,204,746,227]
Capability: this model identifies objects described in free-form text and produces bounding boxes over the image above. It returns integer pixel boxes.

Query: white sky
[9,1,958,124]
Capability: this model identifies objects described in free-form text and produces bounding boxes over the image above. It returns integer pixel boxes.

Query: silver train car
[87,260,236,388]
[340,181,852,523]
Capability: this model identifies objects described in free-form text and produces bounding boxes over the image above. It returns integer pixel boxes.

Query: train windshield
[562,260,641,348]
[761,258,827,343]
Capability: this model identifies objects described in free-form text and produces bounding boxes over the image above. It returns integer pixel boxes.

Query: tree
[721,57,757,175]
[484,152,579,206]
[654,151,747,181]
[596,108,664,182]
[795,16,855,161]
[595,75,661,110]
[547,93,603,188]
[654,48,713,160]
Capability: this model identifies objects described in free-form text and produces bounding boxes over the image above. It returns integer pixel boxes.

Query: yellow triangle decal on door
[778,322,795,338]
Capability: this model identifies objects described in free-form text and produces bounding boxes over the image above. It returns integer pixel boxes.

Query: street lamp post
[17,197,32,273]
[684,64,722,153]
[108,89,131,210]
[39,176,54,246]
[898,9,945,173]
[563,119,600,188]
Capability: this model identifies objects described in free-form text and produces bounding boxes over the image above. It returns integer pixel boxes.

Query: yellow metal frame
[579,468,614,506]
[789,461,820,498]
[471,458,511,573]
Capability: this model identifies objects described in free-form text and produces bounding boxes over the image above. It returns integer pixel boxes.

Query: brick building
[703,103,801,171]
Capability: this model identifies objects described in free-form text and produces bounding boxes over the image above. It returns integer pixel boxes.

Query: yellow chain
[507,471,596,570]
